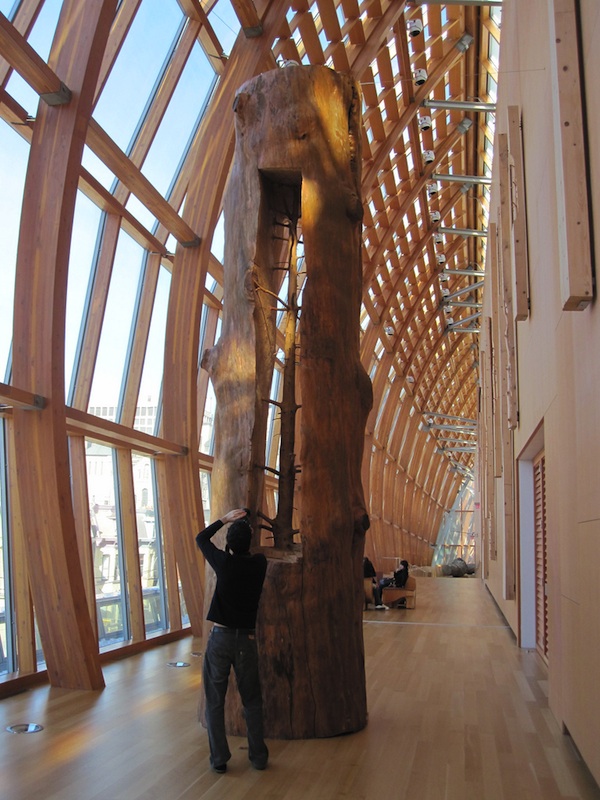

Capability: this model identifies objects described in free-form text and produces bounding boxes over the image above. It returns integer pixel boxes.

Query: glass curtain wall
[432,480,476,569]
[0,0,234,672]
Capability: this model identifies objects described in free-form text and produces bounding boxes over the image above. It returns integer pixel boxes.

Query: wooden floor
[1,577,599,800]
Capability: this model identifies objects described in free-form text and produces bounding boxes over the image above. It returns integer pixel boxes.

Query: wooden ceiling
[0,0,501,566]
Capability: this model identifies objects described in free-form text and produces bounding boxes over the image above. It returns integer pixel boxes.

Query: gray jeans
[202,626,268,769]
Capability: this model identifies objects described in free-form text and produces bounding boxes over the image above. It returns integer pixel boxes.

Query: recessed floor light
[167,661,190,668]
[6,723,44,734]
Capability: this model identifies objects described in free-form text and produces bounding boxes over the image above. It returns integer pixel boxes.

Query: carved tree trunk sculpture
[202,65,372,739]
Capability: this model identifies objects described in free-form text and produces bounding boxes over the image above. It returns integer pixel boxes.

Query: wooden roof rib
[0,1,496,577]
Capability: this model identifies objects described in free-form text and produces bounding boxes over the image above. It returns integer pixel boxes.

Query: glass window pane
[87,442,128,647]
[141,44,217,198]
[179,576,189,626]
[0,121,29,380]
[4,0,62,116]
[136,266,171,432]
[132,455,167,635]
[488,33,500,69]
[92,0,184,152]
[124,194,157,233]
[65,194,103,399]
[81,146,118,192]
[208,0,241,58]
[200,380,216,455]
[89,230,145,413]
[211,211,225,261]
[199,469,211,523]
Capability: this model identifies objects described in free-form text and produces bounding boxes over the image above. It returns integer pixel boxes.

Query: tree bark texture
[202,65,372,738]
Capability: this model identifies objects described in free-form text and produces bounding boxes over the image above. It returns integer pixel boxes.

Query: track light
[407,19,424,37]
[432,173,492,186]
[455,33,474,53]
[422,99,496,113]
[438,226,488,237]
[457,117,473,134]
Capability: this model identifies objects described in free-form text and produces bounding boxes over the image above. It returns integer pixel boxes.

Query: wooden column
[204,65,372,738]
[10,0,117,689]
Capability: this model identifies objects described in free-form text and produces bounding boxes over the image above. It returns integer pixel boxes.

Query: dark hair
[226,519,252,554]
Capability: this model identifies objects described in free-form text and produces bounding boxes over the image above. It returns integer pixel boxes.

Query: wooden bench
[382,575,417,609]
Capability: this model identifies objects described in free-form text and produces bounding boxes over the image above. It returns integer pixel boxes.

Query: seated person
[379,560,410,604]
[363,556,387,609]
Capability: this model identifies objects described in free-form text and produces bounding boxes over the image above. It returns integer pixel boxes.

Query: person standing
[196,508,269,774]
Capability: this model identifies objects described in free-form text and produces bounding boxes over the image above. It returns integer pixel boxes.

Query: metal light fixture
[438,226,488,237]
[432,173,492,186]
[407,19,424,37]
[455,33,474,53]
[422,99,496,113]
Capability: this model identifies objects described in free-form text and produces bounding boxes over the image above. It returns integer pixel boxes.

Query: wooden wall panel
[548,0,593,310]
[507,105,530,321]
[498,134,519,430]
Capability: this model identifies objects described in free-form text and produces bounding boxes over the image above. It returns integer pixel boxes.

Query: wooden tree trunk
[201,65,372,738]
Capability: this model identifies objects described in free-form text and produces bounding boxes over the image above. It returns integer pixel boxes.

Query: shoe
[251,761,267,770]
[212,763,227,774]
[375,604,389,610]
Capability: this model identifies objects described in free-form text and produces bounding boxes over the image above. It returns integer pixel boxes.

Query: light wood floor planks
[1,577,599,799]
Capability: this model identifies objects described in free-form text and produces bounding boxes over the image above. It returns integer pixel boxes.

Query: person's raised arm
[220,508,248,524]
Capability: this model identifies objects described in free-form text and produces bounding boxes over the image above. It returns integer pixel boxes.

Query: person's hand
[221,508,249,524]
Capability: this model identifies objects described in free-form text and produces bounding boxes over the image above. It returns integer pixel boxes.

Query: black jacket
[196,520,267,629]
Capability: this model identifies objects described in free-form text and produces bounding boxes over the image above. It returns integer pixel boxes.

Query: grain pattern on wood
[2,578,599,800]
[202,65,372,738]
[160,0,285,636]
[10,0,117,690]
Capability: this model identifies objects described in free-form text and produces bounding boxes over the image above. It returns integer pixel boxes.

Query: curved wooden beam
[11,0,117,690]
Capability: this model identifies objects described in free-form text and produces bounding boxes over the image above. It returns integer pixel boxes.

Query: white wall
[481,0,600,785]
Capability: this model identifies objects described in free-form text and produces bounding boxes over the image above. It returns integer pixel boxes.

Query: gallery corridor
[1,576,598,800]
